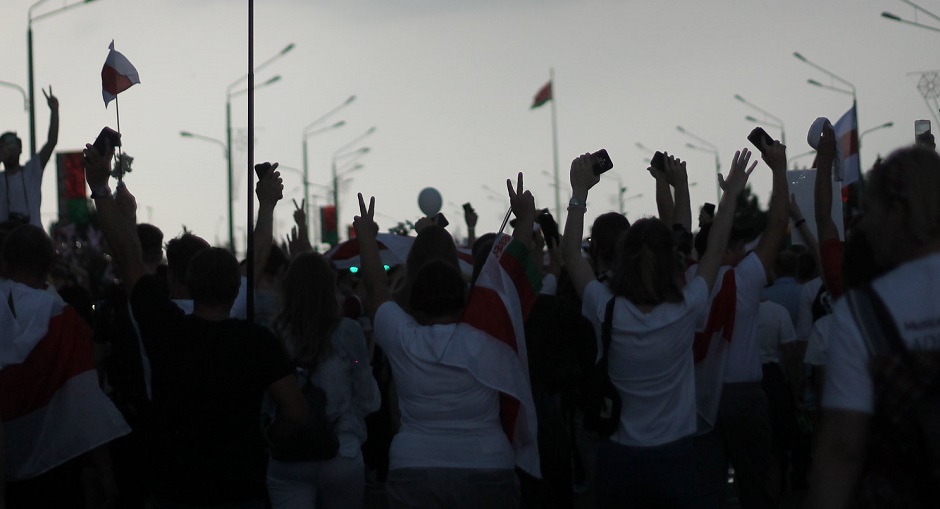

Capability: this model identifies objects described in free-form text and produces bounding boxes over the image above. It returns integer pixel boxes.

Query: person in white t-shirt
[353,176,539,509]
[809,146,940,509]
[0,87,58,227]
[691,134,790,509]
[561,148,755,507]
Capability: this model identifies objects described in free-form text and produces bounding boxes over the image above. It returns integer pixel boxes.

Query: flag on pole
[458,233,543,477]
[101,40,141,107]
[0,280,130,480]
[531,81,552,109]
[834,103,860,187]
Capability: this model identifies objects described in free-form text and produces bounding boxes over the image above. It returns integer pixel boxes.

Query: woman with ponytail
[561,149,756,508]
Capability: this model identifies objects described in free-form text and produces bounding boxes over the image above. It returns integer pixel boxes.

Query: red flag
[101,40,140,107]
[531,81,552,109]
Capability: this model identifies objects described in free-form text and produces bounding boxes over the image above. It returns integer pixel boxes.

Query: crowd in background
[0,94,939,509]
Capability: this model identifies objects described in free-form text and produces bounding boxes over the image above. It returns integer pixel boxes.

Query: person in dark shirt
[82,137,308,508]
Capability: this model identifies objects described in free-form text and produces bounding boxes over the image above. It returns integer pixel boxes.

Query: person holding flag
[353,174,541,508]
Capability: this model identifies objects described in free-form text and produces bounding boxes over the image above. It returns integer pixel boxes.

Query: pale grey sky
[2,0,937,253]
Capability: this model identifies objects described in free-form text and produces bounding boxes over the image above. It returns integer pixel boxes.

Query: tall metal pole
[246,0,255,322]
[549,68,560,221]
[27,25,36,157]
[225,98,234,253]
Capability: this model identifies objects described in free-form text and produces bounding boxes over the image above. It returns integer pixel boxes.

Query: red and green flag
[531,81,552,109]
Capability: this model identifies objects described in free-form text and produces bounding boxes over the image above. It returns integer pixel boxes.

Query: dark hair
[610,218,683,306]
[275,252,339,368]
[589,212,630,267]
[409,259,467,321]
[1,224,55,281]
[774,250,798,278]
[166,233,210,284]
[796,251,817,282]
[401,226,460,311]
[264,243,289,277]
[186,247,241,308]
[137,223,164,266]
[866,145,940,246]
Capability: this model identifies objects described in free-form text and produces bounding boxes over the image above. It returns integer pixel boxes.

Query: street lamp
[27,0,98,157]
[736,94,786,145]
[223,43,293,253]
[0,81,29,111]
[303,96,355,240]
[331,127,376,243]
[882,0,940,33]
[677,125,721,202]
[859,121,894,148]
[788,149,816,169]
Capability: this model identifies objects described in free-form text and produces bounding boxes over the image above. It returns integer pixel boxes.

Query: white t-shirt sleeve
[796,278,821,341]
[777,304,797,345]
[803,314,832,366]
[683,276,710,319]
[581,279,612,329]
[373,301,413,352]
[821,300,874,413]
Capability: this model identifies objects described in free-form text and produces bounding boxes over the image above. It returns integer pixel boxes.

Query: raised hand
[569,153,600,194]
[663,153,688,188]
[255,163,283,207]
[761,139,787,174]
[817,123,836,162]
[507,172,535,222]
[719,148,757,197]
[42,86,58,111]
[83,139,114,189]
[354,193,378,240]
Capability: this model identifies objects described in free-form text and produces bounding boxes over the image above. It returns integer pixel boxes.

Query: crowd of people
[1,105,939,509]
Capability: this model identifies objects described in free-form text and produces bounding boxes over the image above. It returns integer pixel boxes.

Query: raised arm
[665,154,692,232]
[354,194,391,319]
[37,87,59,169]
[508,172,536,249]
[695,149,756,290]
[814,124,839,244]
[83,139,145,294]
[561,153,601,299]
[651,160,675,226]
[789,193,820,262]
[753,138,790,277]
[253,163,283,286]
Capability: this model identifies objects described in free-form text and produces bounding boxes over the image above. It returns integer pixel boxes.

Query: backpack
[847,285,940,508]
[267,369,340,463]
[580,297,622,437]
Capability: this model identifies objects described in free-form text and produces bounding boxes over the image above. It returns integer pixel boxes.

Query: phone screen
[915,120,931,136]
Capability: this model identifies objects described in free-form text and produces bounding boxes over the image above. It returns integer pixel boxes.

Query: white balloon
[417,187,442,216]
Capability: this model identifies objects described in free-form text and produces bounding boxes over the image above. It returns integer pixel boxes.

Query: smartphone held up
[592,149,614,175]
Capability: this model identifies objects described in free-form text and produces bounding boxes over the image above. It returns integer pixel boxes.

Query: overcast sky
[2,0,938,253]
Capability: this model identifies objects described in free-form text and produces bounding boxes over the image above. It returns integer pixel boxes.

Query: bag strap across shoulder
[847,284,906,357]
[602,297,616,356]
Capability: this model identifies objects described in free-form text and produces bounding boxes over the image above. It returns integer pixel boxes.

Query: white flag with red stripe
[0,280,130,480]
[458,233,542,478]
[834,103,861,187]
[101,40,140,107]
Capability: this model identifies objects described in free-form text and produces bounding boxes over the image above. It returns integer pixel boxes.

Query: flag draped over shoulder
[101,40,141,107]
[0,280,130,481]
[693,268,736,432]
[531,81,552,109]
[834,103,860,187]
[457,233,543,477]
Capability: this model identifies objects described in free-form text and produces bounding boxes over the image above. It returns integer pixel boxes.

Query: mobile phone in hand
[432,212,449,228]
[747,127,774,152]
[592,149,614,175]
[650,151,665,171]
[254,162,272,179]
[93,127,121,155]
